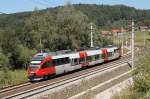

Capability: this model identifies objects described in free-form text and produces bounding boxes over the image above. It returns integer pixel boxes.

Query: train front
[28,53,45,81]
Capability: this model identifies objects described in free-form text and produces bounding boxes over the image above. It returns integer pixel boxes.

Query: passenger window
[87,56,92,62]
[99,54,101,59]
[42,61,52,68]
[52,60,56,65]
[57,59,61,65]
[79,58,85,63]
[74,58,79,65]
[102,54,106,59]
[64,57,69,64]
[53,57,70,66]
[92,55,95,61]
[108,52,112,57]
[95,55,99,60]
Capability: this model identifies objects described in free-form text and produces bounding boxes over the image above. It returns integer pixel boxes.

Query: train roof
[33,46,119,60]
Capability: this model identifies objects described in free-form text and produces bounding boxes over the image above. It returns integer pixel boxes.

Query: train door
[79,52,89,67]
[63,57,72,72]
[101,49,108,62]
[114,48,121,58]
[107,48,114,60]
[71,58,80,70]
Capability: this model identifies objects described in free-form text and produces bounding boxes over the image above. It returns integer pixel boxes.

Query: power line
[27,0,50,7]
[42,0,52,4]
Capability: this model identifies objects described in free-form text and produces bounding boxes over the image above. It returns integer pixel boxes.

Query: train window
[53,57,70,66]
[64,57,70,64]
[61,57,69,64]
[95,55,99,60]
[53,59,60,66]
[114,49,118,53]
[108,52,113,57]
[57,59,62,65]
[99,54,101,59]
[87,56,92,62]
[91,55,95,61]
[71,58,79,66]
[102,54,106,59]
[74,58,79,65]
[52,60,56,65]
[42,61,52,68]
[79,58,85,63]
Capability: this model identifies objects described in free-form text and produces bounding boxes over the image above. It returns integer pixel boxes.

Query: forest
[0,4,150,70]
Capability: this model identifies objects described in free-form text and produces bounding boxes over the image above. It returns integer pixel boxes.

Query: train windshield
[31,57,44,61]
[30,61,41,70]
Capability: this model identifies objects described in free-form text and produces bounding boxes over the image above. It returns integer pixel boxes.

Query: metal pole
[40,38,42,53]
[90,23,94,47]
[121,27,124,56]
[144,32,146,46]
[131,20,135,68]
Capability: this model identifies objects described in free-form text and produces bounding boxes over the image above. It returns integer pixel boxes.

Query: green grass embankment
[0,69,27,88]
[112,48,150,99]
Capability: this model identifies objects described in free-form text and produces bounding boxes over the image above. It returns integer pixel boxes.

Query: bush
[12,44,37,69]
[112,48,150,99]
[0,50,11,87]
[134,49,150,93]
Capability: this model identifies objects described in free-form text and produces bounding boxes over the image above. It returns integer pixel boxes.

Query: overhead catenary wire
[27,0,51,7]
[42,0,52,4]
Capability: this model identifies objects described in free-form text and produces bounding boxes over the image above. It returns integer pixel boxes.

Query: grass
[111,31,150,47]
[112,47,150,99]
[134,31,150,46]
[125,31,150,46]
[123,47,130,54]
[10,69,28,84]
[111,31,150,99]
[0,69,28,88]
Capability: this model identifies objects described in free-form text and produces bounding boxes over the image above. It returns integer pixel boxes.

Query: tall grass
[0,69,27,88]
[112,48,150,99]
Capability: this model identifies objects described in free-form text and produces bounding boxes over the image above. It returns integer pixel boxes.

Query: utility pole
[131,20,135,68]
[90,23,94,47]
[121,27,124,56]
[144,32,146,46]
[40,38,42,53]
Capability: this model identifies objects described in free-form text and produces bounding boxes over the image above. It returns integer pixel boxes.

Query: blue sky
[0,0,149,14]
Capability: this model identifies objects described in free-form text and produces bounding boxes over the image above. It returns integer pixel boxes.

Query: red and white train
[28,46,121,81]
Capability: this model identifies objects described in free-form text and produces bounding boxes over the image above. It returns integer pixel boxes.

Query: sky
[0,0,150,14]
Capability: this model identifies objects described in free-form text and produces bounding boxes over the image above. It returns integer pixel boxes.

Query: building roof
[111,29,121,33]
[101,30,110,35]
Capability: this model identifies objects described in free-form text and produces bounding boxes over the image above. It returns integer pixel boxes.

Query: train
[28,46,121,81]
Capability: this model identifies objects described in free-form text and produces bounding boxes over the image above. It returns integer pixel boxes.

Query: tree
[56,4,89,49]
[12,44,36,69]
[23,9,56,50]
[0,49,9,70]
[0,49,11,85]
[0,29,20,53]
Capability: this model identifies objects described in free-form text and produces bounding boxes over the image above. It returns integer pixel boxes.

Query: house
[111,29,121,36]
[101,30,110,36]
[140,26,148,32]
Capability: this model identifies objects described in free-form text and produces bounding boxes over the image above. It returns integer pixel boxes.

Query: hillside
[0,4,150,29]
[0,4,150,69]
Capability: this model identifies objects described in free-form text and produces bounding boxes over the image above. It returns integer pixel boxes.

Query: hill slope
[0,4,150,29]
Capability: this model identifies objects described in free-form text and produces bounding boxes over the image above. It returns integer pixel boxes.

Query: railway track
[0,54,131,99]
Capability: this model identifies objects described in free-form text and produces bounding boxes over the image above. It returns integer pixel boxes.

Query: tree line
[0,4,110,69]
[0,4,150,69]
